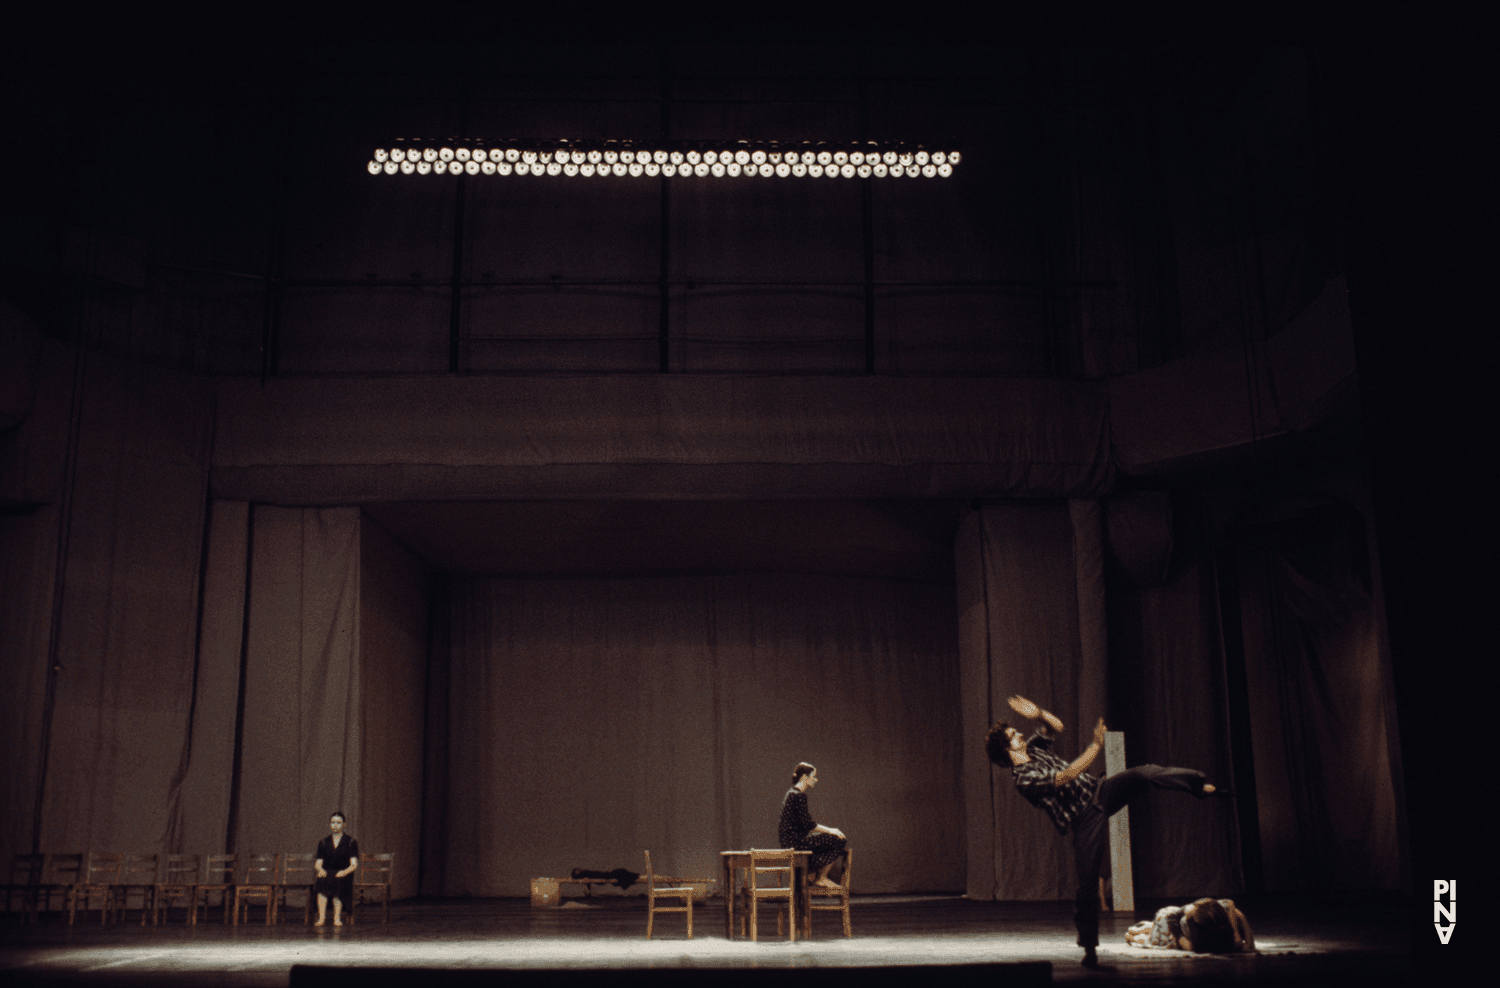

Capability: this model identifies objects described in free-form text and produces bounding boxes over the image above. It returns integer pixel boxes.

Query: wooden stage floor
[1,892,1414,987]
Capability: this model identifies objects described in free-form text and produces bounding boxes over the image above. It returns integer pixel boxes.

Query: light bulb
[505,149,520,162]
[873,163,887,177]
[791,162,807,177]
[547,162,562,176]
[899,153,913,166]
[710,161,725,177]
[629,162,644,177]
[391,148,407,163]
[931,152,945,165]
[775,162,790,177]
[915,150,929,165]
[497,161,513,175]
[565,162,579,176]
[374,149,389,163]
[456,147,471,162]
[401,160,415,174]
[482,160,496,174]
[857,164,871,178]
[367,160,382,174]
[751,150,766,165]
[645,162,660,176]
[383,161,398,175]
[937,162,952,177]
[883,151,897,165]
[769,152,782,164]
[833,150,848,165]
[690,162,705,176]
[587,150,602,164]
[759,163,774,178]
[654,150,668,164]
[817,151,832,166]
[420,160,434,175]
[608,162,622,176]
[727,162,741,177]
[522,151,537,163]
[686,150,701,165]
[922,164,936,177]
[809,164,823,178]
[840,163,855,178]
[850,151,864,166]
[736,150,750,165]
[604,151,618,164]
[434,160,447,174]
[669,151,684,165]
[440,148,454,161]
[583,164,597,176]
[948,151,961,165]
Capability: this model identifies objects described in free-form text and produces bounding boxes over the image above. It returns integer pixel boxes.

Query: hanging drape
[430,571,965,896]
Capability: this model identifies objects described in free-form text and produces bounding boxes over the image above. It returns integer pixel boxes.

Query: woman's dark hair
[330,811,346,822]
[985,723,1013,765]
[1182,898,1234,953]
[792,762,816,784]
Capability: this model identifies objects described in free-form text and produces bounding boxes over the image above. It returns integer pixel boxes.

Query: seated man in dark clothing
[986,695,1229,968]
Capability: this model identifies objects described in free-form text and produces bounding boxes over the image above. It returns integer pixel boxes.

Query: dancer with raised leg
[986,695,1230,968]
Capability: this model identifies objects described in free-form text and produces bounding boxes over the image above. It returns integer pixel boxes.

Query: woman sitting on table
[1125,897,1255,953]
[778,762,846,888]
[314,811,360,927]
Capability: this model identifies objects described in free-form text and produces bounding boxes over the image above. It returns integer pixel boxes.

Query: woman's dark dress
[778,789,846,870]
[314,834,360,909]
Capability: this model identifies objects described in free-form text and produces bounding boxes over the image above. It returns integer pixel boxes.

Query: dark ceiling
[362,498,967,582]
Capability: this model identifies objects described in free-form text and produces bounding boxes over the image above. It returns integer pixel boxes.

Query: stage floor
[1,893,1413,987]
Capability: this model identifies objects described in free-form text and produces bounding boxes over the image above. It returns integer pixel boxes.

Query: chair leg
[646,896,654,938]
[685,895,693,939]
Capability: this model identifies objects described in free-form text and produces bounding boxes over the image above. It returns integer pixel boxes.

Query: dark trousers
[1070,764,1210,948]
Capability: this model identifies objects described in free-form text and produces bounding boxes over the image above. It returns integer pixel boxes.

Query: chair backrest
[8,853,46,885]
[203,854,236,886]
[242,852,279,884]
[644,850,655,889]
[748,848,796,890]
[159,854,200,884]
[357,852,393,884]
[120,853,159,885]
[83,852,123,884]
[44,853,84,885]
[281,852,316,884]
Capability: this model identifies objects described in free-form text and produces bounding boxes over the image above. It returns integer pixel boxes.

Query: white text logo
[1434,880,1455,944]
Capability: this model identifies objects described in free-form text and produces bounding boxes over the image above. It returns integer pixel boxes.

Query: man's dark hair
[1182,898,1235,953]
[985,723,1014,765]
[330,811,346,822]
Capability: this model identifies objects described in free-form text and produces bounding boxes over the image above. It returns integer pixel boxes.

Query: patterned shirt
[1012,729,1099,834]
[778,789,817,847]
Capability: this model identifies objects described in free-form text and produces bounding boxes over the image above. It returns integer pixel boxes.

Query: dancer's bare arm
[1007,695,1065,734]
[1056,717,1107,784]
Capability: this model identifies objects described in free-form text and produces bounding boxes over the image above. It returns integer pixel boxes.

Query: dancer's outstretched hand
[1092,718,1107,746]
[1008,695,1040,719]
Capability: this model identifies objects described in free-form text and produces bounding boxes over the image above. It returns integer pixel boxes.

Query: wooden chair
[644,851,699,939]
[36,853,84,921]
[151,854,200,924]
[275,852,315,925]
[2,853,47,923]
[805,846,853,937]
[233,852,279,925]
[746,848,797,942]
[68,851,123,924]
[191,854,235,924]
[351,852,394,925]
[113,853,159,925]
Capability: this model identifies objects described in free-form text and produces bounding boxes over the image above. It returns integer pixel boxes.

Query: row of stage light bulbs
[368,146,958,178]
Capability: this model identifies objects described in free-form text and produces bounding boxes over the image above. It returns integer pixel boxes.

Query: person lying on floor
[1125,897,1255,953]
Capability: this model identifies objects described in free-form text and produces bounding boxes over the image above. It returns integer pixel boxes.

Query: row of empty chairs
[1,851,393,925]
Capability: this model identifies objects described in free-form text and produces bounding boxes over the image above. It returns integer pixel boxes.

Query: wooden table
[720,850,810,939]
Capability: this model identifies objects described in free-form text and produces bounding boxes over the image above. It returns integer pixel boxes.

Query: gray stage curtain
[1235,500,1400,890]
[435,572,964,896]
[0,341,212,861]
[231,506,363,855]
[958,499,1238,902]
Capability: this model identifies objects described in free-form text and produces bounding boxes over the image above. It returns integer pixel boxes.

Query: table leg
[723,859,733,939]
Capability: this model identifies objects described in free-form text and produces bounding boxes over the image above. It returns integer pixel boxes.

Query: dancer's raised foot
[1082,946,1099,968]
